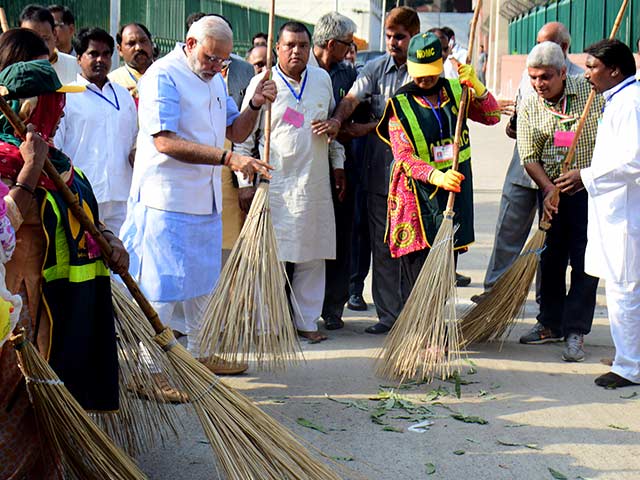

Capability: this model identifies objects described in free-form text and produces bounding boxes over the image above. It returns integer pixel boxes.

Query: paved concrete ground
[137,119,640,480]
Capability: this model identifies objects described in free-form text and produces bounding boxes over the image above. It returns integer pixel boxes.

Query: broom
[0,62,339,480]
[10,330,148,479]
[375,2,482,382]
[459,0,630,346]
[91,279,183,457]
[0,8,9,33]
[197,0,301,370]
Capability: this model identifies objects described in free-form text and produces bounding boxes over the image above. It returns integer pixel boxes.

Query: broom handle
[541,0,629,227]
[262,0,276,166]
[0,8,9,33]
[0,96,166,335]
[446,0,481,212]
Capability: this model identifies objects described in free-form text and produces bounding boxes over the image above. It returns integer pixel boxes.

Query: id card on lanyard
[544,94,576,162]
[423,94,454,163]
[276,66,308,129]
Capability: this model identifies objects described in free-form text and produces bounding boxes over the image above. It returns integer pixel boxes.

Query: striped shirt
[518,75,603,180]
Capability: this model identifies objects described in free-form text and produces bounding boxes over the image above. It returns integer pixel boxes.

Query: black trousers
[368,192,402,327]
[400,249,460,304]
[322,174,355,319]
[349,136,371,297]
[537,189,598,336]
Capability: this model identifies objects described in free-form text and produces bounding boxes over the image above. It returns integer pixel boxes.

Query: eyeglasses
[54,22,68,28]
[203,53,233,68]
[333,38,353,47]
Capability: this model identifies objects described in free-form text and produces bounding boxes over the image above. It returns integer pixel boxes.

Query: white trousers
[151,293,211,356]
[289,259,325,332]
[607,280,640,383]
[100,200,127,236]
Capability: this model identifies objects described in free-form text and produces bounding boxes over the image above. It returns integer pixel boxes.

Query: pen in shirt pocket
[216,97,222,109]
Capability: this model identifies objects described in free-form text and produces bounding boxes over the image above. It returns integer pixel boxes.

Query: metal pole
[109,0,121,68]
[379,0,387,50]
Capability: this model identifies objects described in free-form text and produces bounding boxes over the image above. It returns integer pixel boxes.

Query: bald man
[473,22,584,303]
[247,45,268,74]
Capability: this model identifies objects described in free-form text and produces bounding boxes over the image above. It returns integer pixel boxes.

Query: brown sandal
[297,330,328,344]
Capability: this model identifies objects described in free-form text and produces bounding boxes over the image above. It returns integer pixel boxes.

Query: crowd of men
[6,4,640,390]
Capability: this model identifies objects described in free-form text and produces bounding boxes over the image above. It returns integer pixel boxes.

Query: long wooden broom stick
[0,83,338,479]
[460,0,629,345]
[0,8,9,33]
[376,2,482,382]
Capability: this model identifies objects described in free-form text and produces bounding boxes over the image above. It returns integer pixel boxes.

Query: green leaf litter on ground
[451,413,488,425]
[382,426,403,433]
[465,438,478,443]
[423,386,450,402]
[608,424,629,430]
[453,450,465,455]
[329,456,354,462]
[547,467,568,479]
[296,417,328,434]
[619,391,638,399]
[504,423,527,428]
[425,462,436,475]
[325,394,369,411]
[497,439,541,450]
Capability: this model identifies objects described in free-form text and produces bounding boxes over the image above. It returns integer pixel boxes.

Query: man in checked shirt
[518,41,604,363]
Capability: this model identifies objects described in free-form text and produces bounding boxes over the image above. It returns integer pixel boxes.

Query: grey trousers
[483,148,539,291]
[367,192,402,327]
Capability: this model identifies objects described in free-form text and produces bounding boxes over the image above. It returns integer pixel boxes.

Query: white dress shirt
[54,74,137,204]
[52,50,80,84]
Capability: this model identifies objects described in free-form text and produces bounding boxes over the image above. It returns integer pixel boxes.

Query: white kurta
[582,77,640,283]
[582,76,640,383]
[235,65,344,263]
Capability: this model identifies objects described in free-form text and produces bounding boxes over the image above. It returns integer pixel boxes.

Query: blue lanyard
[422,94,444,140]
[88,84,120,111]
[603,79,637,112]
[275,66,308,104]
[127,68,138,85]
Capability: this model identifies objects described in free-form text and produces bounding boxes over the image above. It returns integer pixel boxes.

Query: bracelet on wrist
[12,182,36,196]
[101,229,115,237]
[248,99,261,111]
[220,150,230,166]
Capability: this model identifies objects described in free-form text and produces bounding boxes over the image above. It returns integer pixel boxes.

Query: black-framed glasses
[333,38,353,47]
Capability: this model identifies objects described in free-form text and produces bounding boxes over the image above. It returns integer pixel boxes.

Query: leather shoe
[198,355,249,375]
[456,272,471,287]
[365,322,390,334]
[594,371,638,388]
[347,294,367,311]
[323,315,344,330]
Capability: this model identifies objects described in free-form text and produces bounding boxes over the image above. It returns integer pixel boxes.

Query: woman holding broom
[0,30,128,479]
[377,32,500,303]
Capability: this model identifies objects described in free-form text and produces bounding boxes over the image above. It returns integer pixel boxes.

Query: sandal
[297,330,328,344]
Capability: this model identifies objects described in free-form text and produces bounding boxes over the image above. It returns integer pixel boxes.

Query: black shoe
[594,371,638,388]
[347,294,368,311]
[323,315,344,331]
[365,323,390,334]
[456,272,471,287]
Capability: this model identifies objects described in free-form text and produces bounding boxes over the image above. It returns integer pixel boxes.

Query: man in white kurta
[54,28,137,234]
[235,22,345,342]
[120,17,274,362]
[576,39,640,388]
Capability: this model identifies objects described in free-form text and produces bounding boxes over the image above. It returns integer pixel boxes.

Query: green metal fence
[2,0,314,57]
[507,0,639,54]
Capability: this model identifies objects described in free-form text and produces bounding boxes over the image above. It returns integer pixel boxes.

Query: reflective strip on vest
[394,80,471,170]
[42,191,110,283]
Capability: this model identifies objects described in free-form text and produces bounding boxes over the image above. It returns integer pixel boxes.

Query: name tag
[433,144,454,163]
[554,130,575,148]
[283,107,304,128]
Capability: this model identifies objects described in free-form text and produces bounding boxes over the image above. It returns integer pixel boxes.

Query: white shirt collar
[603,75,636,102]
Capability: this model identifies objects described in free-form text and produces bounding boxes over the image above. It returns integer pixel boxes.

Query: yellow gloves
[429,169,465,193]
[458,64,487,97]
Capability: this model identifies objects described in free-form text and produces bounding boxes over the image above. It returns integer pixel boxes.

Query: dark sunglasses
[333,38,353,47]
[386,33,407,41]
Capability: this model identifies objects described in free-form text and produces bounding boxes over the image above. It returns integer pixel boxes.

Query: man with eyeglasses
[305,12,358,331]
[120,16,275,372]
[48,4,75,56]
[317,7,420,334]
[235,21,345,343]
